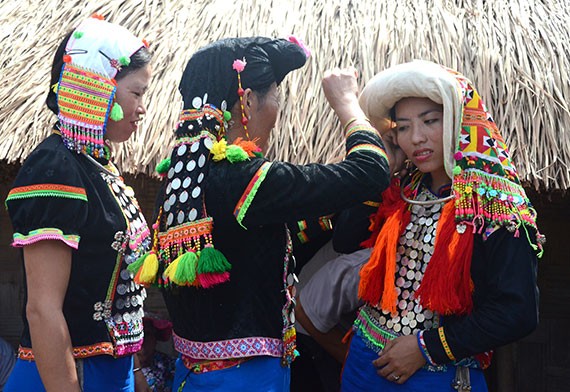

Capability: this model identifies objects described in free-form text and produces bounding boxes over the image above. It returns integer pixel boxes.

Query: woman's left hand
[372,335,426,384]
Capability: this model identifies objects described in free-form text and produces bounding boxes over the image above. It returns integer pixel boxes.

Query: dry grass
[0,0,568,189]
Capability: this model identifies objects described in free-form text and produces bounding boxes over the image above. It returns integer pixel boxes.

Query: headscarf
[130,37,308,288]
[55,15,146,159]
[357,60,544,315]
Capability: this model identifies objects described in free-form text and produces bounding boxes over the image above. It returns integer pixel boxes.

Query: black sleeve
[238,127,389,227]
[422,229,539,364]
[6,143,89,249]
[332,201,379,254]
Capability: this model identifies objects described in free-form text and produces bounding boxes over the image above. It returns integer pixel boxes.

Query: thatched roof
[1,0,569,190]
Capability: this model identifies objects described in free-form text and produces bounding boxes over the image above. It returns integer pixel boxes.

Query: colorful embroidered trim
[345,123,380,138]
[6,184,87,203]
[417,330,437,366]
[179,104,225,125]
[353,307,398,352]
[18,342,114,360]
[174,131,216,149]
[181,355,250,373]
[297,230,309,244]
[347,143,388,162]
[158,218,214,248]
[438,327,456,361]
[173,333,283,360]
[233,162,273,228]
[12,228,80,249]
[318,216,333,231]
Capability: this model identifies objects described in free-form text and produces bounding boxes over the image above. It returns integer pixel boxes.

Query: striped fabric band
[12,228,80,249]
[7,184,87,203]
[345,124,380,138]
[417,330,437,366]
[438,327,456,361]
[58,64,115,127]
[173,333,283,360]
[347,143,388,162]
[234,162,273,228]
[18,342,114,360]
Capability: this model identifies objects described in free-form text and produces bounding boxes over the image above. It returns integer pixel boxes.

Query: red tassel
[417,200,474,315]
[197,272,230,288]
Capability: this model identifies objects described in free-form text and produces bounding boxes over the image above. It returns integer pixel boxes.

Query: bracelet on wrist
[342,117,370,133]
[133,367,142,373]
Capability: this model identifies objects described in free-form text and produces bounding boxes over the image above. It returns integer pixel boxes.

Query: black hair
[45,32,152,115]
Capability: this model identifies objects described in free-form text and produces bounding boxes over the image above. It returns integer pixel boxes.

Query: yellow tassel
[162,256,180,282]
[211,139,228,161]
[138,252,159,284]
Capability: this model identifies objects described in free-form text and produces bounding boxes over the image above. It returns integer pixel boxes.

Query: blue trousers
[173,356,290,392]
[4,355,134,392]
[341,333,488,392]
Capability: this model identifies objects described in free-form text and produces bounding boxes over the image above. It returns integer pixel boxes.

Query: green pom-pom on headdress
[119,56,131,66]
[73,31,84,39]
[110,102,124,121]
[156,157,171,175]
[452,166,462,175]
[223,111,232,121]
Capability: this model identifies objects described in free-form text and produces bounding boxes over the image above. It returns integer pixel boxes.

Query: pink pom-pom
[454,151,463,160]
[287,35,311,58]
[232,58,247,73]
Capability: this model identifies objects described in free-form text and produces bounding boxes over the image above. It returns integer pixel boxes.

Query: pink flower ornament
[287,35,311,58]
[232,58,247,73]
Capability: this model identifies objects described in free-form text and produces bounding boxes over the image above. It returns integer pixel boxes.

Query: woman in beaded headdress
[5,15,153,392]
[337,60,544,391]
[127,37,393,391]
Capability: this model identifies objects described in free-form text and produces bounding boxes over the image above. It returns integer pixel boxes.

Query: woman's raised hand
[322,67,367,127]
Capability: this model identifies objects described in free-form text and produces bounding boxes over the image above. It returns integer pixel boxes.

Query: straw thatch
[1,0,569,190]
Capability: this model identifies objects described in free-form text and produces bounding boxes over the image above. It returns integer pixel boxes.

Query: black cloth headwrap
[177,37,307,137]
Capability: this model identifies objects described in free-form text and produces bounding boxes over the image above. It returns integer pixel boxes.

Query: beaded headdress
[55,15,145,159]
[358,60,544,315]
[128,37,308,288]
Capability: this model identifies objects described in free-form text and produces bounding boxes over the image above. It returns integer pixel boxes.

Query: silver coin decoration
[192,96,202,109]
[179,191,189,203]
[192,186,201,199]
[172,178,181,190]
[183,177,191,188]
[186,160,196,172]
[198,154,206,168]
[177,211,185,224]
[175,161,184,173]
[168,167,175,179]
[191,141,200,153]
[204,137,214,150]
[177,144,187,156]
[188,208,198,221]
[197,173,205,183]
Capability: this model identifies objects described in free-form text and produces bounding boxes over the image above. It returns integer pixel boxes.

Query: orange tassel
[358,196,410,314]
[233,137,261,157]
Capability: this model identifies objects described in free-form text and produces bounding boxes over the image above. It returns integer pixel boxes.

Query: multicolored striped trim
[438,327,456,361]
[179,104,225,125]
[417,330,437,366]
[12,228,80,249]
[158,218,213,248]
[173,333,283,360]
[6,184,87,203]
[297,230,309,244]
[233,162,273,228]
[345,124,380,138]
[18,342,114,360]
[347,144,388,162]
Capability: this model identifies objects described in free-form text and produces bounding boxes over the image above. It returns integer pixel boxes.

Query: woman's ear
[242,88,253,120]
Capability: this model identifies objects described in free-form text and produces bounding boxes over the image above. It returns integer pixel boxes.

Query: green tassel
[226,145,249,163]
[127,252,148,274]
[253,151,264,158]
[198,246,232,274]
[173,251,198,285]
[119,56,131,66]
[155,157,171,175]
[110,102,124,121]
